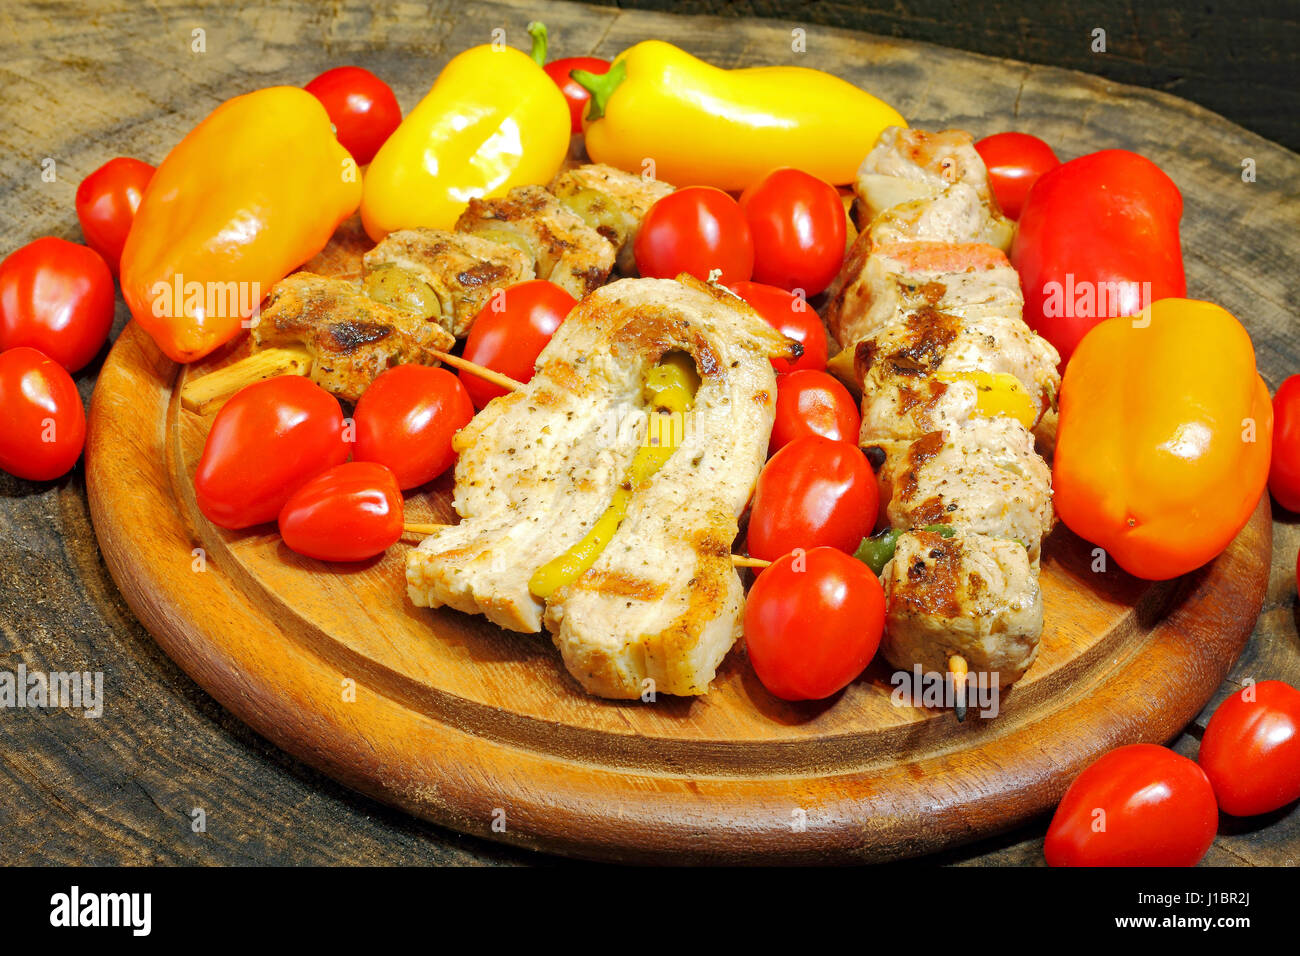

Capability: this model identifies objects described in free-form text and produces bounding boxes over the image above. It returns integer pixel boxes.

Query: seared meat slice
[361,228,533,338]
[877,419,1054,562]
[407,276,796,691]
[455,185,616,300]
[550,163,674,275]
[825,241,1025,349]
[251,272,454,403]
[880,528,1043,685]
[542,278,793,698]
[853,306,1060,444]
[405,303,651,634]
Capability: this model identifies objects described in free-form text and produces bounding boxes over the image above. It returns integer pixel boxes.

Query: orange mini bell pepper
[120,87,362,363]
[1053,298,1273,580]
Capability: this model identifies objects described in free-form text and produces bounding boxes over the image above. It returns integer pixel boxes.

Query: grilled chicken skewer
[827,127,1060,702]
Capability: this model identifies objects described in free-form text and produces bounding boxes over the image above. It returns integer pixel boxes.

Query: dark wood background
[0,0,1296,866]
[578,0,1300,152]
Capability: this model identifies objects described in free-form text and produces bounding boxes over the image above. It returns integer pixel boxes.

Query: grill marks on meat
[251,273,455,403]
[455,185,617,300]
[546,281,793,698]
[550,164,675,275]
[362,228,533,338]
[880,418,1054,563]
[853,305,1057,446]
[825,241,1026,350]
[882,529,1043,682]
[407,276,796,698]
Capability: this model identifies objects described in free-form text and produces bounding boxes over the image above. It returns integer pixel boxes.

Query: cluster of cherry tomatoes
[1045,681,1300,866]
[0,159,153,482]
[193,363,474,562]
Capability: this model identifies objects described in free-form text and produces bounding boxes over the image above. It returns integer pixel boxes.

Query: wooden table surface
[0,0,1296,866]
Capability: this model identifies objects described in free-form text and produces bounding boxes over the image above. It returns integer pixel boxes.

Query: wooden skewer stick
[180,346,314,415]
[423,348,523,394]
[179,345,523,415]
[402,523,769,569]
[949,653,969,723]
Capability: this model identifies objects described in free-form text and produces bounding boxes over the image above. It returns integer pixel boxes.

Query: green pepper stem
[527,21,548,66]
[570,59,627,122]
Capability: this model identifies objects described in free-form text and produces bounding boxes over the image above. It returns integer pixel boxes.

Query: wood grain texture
[1,0,1298,865]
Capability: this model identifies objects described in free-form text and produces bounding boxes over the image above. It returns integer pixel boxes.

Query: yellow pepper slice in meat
[529,353,698,600]
[936,369,1039,430]
[361,45,570,240]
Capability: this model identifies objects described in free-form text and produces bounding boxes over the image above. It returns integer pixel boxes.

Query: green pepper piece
[853,528,903,576]
[853,524,955,576]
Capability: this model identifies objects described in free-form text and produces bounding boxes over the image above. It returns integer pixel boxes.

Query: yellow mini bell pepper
[361,45,570,241]
[574,40,906,191]
[120,86,361,364]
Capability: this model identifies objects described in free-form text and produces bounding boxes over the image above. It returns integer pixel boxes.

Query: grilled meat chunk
[881,528,1043,684]
[251,272,454,403]
[408,276,795,699]
[455,185,616,300]
[825,241,1025,350]
[361,228,533,338]
[550,163,674,275]
[865,182,1011,251]
[855,126,1012,251]
[853,306,1060,444]
[877,419,1054,562]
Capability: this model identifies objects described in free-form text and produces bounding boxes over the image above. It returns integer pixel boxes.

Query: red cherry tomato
[1269,375,1300,512]
[635,187,754,285]
[0,237,115,373]
[770,369,860,453]
[729,280,827,374]
[747,434,878,562]
[744,546,885,700]
[304,66,402,166]
[1044,743,1218,867]
[973,132,1061,221]
[1198,680,1300,817]
[353,365,474,489]
[459,279,576,409]
[543,57,610,133]
[194,376,349,530]
[0,347,86,481]
[738,168,846,296]
[74,157,155,277]
[278,461,403,562]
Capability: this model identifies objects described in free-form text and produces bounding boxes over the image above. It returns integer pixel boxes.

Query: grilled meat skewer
[829,126,1058,690]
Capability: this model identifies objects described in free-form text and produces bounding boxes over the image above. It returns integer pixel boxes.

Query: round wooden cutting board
[79,0,1285,864]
